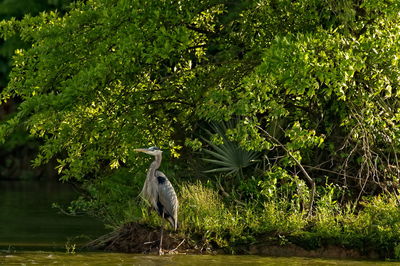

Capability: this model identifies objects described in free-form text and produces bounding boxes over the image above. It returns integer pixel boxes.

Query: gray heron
[134,147,178,255]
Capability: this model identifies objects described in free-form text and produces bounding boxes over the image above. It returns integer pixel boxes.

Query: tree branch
[256,126,316,217]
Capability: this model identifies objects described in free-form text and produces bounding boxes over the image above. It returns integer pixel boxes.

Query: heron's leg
[159,212,164,255]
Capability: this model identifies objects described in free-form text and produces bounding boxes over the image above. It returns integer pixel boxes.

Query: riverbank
[84,222,383,260]
[80,181,400,260]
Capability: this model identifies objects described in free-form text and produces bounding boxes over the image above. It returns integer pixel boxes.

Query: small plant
[65,241,76,254]
[3,245,15,254]
[278,235,289,246]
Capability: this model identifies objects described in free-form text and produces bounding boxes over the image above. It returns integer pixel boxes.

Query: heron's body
[141,168,178,230]
[135,147,179,254]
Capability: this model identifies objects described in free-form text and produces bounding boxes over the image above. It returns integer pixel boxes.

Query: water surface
[0,252,396,265]
[0,180,106,250]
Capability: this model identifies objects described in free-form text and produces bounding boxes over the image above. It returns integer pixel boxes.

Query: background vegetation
[0,0,72,179]
[1,0,400,259]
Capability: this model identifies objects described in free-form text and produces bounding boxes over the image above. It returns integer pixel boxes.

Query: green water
[0,252,397,265]
[0,180,106,250]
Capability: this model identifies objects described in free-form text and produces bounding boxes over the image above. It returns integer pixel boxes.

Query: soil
[84,222,380,259]
[84,222,200,255]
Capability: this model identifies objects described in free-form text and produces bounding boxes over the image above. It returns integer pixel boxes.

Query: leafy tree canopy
[0,0,399,198]
[0,0,73,88]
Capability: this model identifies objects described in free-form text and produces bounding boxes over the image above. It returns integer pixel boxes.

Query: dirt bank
[84,223,198,254]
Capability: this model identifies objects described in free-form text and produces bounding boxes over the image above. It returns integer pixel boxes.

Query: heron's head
[134,146,163,156]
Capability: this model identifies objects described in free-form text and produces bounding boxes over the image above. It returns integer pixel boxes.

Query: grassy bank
[132,181,400,259]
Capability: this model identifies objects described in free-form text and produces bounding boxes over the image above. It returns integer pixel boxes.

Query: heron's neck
[148,154,162,178]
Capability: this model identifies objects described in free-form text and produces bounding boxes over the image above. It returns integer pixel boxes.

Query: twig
[304,165,353,178]
[392,189,400,206]
[169,239,185,253]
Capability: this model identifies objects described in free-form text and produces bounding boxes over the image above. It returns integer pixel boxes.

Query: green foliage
[201,122,260,178]
[395,243,400,260]
[174,181,400,258]
[178,182,246,247]
[310,184,346,242]
[0,0,74,180]
[289,190,400,257]
[1,0,399,192]
[0,0,73,87]
[256,167,309,234]
[176,181,307,248]
[0,0,207,183]
[259,167,309,205]
[354,195,400,253]
[258,201,307,236]
[195,0,400,193]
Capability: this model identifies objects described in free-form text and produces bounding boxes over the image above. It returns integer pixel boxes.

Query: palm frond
[201,121,260,178]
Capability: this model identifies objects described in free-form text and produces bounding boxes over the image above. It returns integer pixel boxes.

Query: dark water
[0,180,106,250]
[0,180,397,265]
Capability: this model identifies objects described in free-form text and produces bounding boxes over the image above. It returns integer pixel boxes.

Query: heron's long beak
[134,148,148,153]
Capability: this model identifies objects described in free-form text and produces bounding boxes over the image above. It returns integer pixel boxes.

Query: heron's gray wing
[156,171,179,230]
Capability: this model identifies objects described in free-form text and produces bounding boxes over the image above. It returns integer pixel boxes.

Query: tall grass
[178,182,245,247]
[179,182,400,257]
